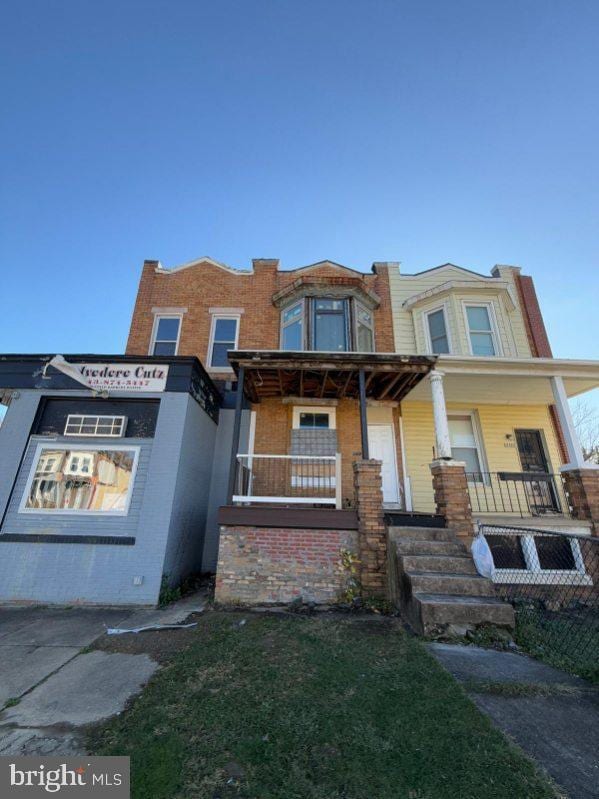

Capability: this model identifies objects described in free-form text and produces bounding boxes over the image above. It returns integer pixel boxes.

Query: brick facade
[562,468,599,536]
[353,460,387,596]
[430,459,474,542]
[214,526,358,604]
[126,258,396,377]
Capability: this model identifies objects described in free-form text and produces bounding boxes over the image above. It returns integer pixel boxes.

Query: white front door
[367,424,401,505]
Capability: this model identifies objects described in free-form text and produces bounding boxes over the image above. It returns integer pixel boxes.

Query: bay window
[280,297,375,352]
[281,302,304,350]
[425,308,450,354]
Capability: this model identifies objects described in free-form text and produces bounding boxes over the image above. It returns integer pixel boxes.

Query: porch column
[429,370,452,459]
[550,375,586,468]
[358,368,369,459]
[226,366,245,504]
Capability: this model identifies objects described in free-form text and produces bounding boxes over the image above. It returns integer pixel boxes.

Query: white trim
[462,301,502,357]
[367,423,401,505]
[292,405,337,429]
[402,278,518,311]
[423,303,453,355]
[399,415,412,511]
[485,531,592,586]
[280,300,306,350]
[151,306,187,314]
[18,442,140,517]
[207,313,241,372]
[447,410,489,478]
[64,414,127,438]
[208,307,245,315]
[354,299,376,353]
[155,256,251,275]
[149,312,182,356]
[232,495,336,505]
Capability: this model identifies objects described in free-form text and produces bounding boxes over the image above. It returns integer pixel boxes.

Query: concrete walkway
[0,593,207,755]
[429,642,599,799]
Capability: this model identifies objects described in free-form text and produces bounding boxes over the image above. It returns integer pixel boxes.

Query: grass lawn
[513,609,599,684]
[88,611,557,799]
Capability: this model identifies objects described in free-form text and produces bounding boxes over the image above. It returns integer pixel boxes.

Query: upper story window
[313,299,348,351]
[425,308,450,354]
[280,297,375,353]
[208,314,240,369]
[281,302,304,350]
[465,304,499,356]
[150,315,181,356]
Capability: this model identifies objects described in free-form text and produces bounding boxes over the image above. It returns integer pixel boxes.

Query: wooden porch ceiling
[228,351,437,404]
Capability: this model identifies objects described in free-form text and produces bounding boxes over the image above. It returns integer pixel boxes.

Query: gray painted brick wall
[0,389,217,606]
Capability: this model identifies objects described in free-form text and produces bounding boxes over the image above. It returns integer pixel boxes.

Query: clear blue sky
[1,1,598,404]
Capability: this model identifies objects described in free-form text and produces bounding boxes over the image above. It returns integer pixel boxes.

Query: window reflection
[25,448,136,513]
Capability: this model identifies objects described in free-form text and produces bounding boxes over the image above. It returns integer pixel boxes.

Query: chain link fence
[479,524,598,682]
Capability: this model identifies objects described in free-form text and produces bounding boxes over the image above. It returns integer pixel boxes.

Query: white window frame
[19,442,140,517]
[149,313,183,356]
[448,411,488,480]
[423,303,452,355]
[280,301,305,350]
[207,313,240,372]
[487,532,592,586]
[462,301,502,357]
[354,301,376,353]
[64,415,127,438]
[292,406,337,430]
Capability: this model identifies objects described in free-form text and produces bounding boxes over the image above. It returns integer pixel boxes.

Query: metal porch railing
[467,471,570,518]
[479,524,598,680]
[232,454,342,508]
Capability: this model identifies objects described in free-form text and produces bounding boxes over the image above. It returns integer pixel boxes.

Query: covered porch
[402,355,599,528]
[224,351,436,511]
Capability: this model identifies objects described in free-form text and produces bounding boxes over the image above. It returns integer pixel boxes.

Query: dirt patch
[91,611,205,664]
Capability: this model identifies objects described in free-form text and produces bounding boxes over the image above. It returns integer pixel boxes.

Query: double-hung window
[465,305,498,356]
[355,303,375,352]
[426,308,450,354]
[281,302,304,350]
[150,316,181,356]
[448,414,484,479]
[209,315,239,369]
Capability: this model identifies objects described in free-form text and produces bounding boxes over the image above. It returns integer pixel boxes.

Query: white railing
[232,453,342,508]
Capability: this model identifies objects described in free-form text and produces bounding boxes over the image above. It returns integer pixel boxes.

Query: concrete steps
[388,524,514,636]
[405,571,495,597]
[395,539,465,557]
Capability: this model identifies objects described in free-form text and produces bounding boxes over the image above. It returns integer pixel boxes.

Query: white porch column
[550,375,587,469]
[429,370,452,459]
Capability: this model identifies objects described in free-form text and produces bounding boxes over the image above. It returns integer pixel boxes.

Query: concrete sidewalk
[0,593,207,755]
[429,642,599,799]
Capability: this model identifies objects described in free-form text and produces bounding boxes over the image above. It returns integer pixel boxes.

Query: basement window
[484,531,591,585]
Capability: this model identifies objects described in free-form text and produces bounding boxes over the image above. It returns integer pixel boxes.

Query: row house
[0,255,598,632]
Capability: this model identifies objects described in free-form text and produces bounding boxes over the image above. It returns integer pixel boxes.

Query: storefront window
[21,446,138,514]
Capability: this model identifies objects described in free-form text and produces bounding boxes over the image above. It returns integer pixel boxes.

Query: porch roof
[406,355,599,404]
[227,350,437,403]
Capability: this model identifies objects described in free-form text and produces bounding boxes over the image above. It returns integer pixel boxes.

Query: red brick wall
[214,525,359,604]
[515,273,570,465]
[515,274,553,358]
[126,259,396,377]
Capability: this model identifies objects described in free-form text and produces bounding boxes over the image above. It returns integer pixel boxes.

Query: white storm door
[367,424,400,504]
